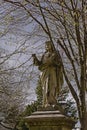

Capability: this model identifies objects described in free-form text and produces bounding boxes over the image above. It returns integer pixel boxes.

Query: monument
[32,41,63,107]
[25,41,76,130]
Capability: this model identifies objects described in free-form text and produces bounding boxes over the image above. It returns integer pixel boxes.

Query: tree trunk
[84,92,87,130]
[80,60,86,130]
[84,113,87,130]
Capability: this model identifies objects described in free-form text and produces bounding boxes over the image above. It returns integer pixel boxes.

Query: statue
[32,41,63,107]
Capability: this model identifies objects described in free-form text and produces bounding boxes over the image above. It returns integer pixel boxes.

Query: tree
[1,0,87,130]
[35,77,43,105]
[0,48,29,129]
[0,4,34,128]
[0,66,26,130]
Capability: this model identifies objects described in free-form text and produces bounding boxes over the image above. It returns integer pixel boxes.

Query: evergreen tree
[35,77,43,105]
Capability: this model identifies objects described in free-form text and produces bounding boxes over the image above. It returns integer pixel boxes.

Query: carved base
[25,110,76,130]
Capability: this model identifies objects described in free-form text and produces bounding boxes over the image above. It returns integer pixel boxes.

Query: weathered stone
[32,41,63,107]
[25,110,76,130]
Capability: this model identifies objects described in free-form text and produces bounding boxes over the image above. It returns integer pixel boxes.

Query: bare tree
[0,0,87,130]
[0,45,33,129]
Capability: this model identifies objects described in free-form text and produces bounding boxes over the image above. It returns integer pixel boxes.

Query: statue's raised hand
[32,54,41,66]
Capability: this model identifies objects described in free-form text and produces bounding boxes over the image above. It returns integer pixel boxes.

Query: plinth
[25,106,76,130]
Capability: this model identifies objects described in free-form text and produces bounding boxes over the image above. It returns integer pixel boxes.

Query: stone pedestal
[25,108,75,130]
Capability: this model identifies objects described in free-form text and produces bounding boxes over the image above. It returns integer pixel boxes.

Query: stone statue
[32,41,63,107]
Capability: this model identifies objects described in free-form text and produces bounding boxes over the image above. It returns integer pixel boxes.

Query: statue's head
[45,41,53,52]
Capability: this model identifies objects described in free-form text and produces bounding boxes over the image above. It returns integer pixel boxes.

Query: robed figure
[32,41,63,107]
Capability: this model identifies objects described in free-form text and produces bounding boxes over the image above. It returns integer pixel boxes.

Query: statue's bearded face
[45,43,52,52]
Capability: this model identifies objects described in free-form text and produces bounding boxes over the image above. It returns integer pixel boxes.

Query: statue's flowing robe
[38,51,63,107]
